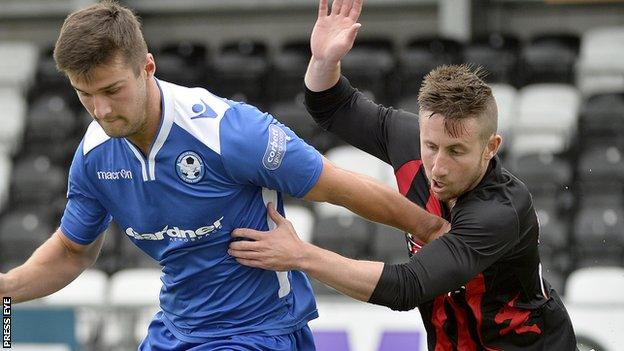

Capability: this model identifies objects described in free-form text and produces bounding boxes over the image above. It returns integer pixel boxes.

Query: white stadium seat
[565,266,624,305]
[510,84,580,158]
[0,41,38,89]
[0,152,11,212]
[42,269,109,349]
[489,83,518,152]
[284,204,315,243]
[576,26,624,96]
[0,87,27,155]
[317,145,395,219]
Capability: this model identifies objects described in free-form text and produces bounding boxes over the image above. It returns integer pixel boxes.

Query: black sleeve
[304,76,420,165]
[368,200,520,311]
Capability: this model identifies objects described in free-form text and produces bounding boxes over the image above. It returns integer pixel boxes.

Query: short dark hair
[418,64,497,142]
[53,0,148,81]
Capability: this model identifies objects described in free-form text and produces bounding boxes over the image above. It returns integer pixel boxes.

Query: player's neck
[127,78,161,156]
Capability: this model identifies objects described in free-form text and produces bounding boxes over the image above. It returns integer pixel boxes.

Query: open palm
[311,0,363,63]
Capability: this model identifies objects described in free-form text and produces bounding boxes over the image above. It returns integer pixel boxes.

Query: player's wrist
[305,57,341,92]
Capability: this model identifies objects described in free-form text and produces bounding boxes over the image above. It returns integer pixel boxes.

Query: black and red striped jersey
[305,77,577,351]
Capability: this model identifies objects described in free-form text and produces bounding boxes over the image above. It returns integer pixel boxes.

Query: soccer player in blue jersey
[0,1,448,350]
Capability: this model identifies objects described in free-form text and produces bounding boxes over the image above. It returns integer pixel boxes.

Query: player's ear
[484,134,502,160]
[144,53,155,79]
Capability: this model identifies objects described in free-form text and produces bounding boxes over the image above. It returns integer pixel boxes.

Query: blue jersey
[60,79,323,343]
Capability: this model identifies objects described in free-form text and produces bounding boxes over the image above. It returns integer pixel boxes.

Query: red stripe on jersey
[426,192,443,216]
[448,296,478,351]
[494,294,542,336]
[465,274,503,351]
[395,160,423,196]
[432,296,453,351]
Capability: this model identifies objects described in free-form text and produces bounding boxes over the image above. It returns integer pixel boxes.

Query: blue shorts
[138,312,316,351]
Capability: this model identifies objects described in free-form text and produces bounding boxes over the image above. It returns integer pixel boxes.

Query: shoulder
[161,80,234,155]
[453,191,520,238]
[82,121,111,156]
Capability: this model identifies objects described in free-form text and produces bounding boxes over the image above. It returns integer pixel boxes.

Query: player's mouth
[431,179,446,192]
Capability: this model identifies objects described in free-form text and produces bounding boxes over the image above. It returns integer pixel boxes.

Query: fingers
[331,0,343,16]
[348,0,363,21]
[232,228,264,240]
[229,240,260,251]
[318,0,329,18]
[346,23,362,44]
[266,203,287,225]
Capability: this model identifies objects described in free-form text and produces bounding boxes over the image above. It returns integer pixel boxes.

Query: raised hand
[310,0,363,65]
[229,203,306,272]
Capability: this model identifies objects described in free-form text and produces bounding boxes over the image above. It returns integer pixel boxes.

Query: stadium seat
[316,145,395,218]
[155,41,209,87]
[0,208,53,269]
[104,268,162,349]
[573,203,624,268]
[312,215,373,260]
[397,37,463,98]
[576,144,624,187]
[0,41,38,89]
[578,92,624,147]
[510,84,580,157]
[565,266,624,304]
[371,224,409,264]
[341,38,395,104]
[509,152,573,195]
[210,40,269,107]
[464,33,521,86]
[10,155,66,206]
[269,40,310,103]
[284,204,315,243]
[269,99,338,154]
[577,26,624,96]
[43,269,109,349]
[489,83,517,155]
[24,93,80,164]
[521,33,579,85]
[0,87,27,155]
[30,47,75,103]
[0,152,12,213]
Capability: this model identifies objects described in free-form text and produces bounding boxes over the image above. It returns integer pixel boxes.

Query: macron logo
[97,169,133,181]
[190,99,218,119]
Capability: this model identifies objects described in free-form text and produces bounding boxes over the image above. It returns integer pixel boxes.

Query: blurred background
[1,0,624,350]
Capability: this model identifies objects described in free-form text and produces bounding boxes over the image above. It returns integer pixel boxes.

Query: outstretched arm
[230,204,383,301]
[305,0,363,92]
[0,229,105,303]
[306,157,448,243]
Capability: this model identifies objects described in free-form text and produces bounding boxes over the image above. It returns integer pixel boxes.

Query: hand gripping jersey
[305,77,578,351]
[60,79,323,343]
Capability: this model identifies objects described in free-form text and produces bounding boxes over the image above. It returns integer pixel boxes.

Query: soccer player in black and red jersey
[229,0,578,349]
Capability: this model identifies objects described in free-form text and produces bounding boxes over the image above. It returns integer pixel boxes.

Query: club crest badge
[176,151,205,184]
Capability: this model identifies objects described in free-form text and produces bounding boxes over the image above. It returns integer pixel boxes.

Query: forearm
[304,57,341,92]
[299,241,384,301]
[2,232,98,303]
[331,170,444,243]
